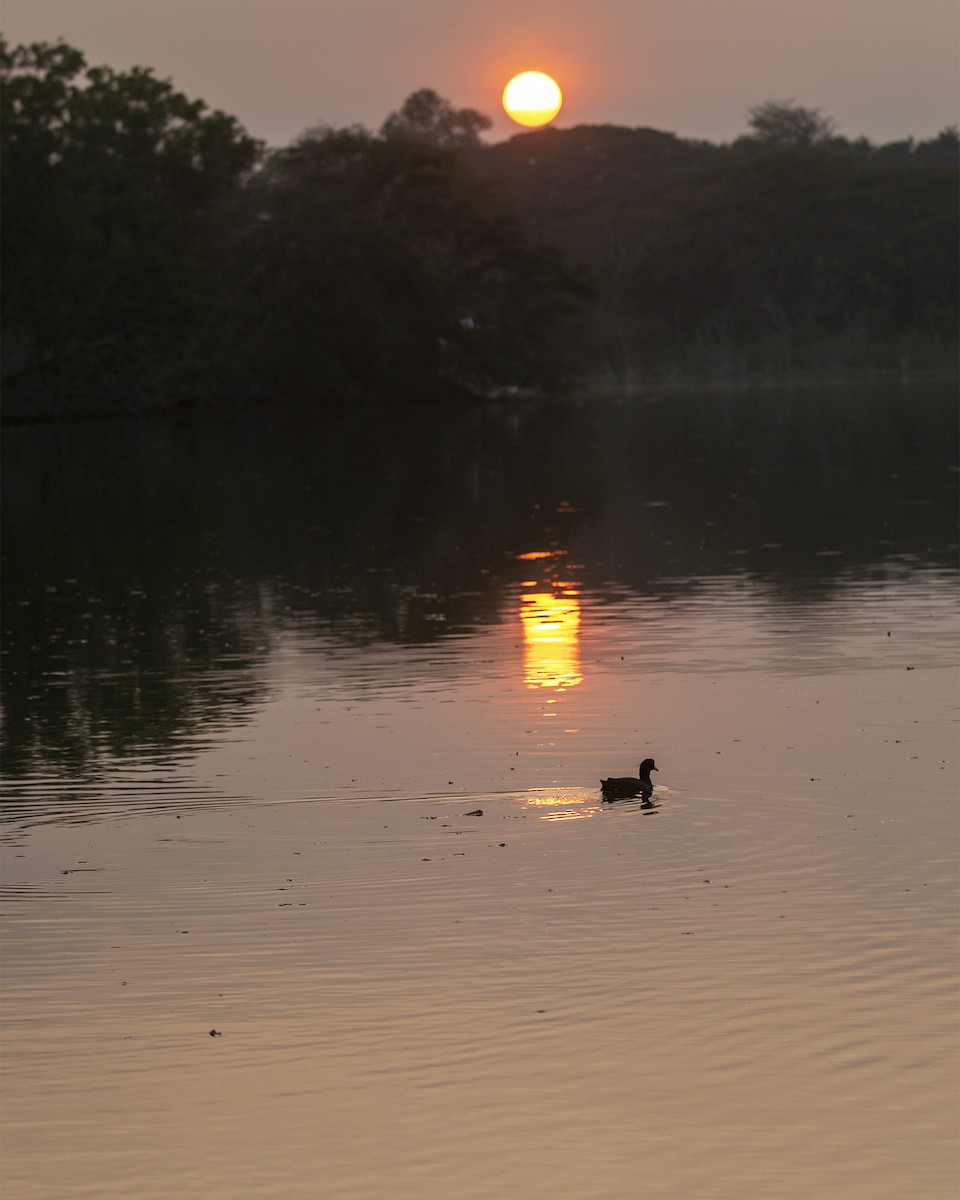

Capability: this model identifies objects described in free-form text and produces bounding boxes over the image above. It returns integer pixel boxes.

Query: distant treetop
[745,99,836,148]
[380,89,492,149]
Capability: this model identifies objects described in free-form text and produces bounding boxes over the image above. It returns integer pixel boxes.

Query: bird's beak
[652,765,658,771]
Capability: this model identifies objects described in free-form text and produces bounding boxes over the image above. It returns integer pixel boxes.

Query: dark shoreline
[3,365,956,428]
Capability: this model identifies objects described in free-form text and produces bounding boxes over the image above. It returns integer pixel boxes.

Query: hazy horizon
[3,0,957,148]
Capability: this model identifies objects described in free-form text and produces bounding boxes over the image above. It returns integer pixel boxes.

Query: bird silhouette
[600,757,658,800]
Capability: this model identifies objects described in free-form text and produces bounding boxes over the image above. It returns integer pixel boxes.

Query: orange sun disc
[502,71,562,127]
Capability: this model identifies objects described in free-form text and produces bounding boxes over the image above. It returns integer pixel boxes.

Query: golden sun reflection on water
[519,588,582,691]
[523,790,599,821]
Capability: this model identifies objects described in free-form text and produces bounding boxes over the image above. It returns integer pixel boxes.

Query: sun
[502,71,562,128]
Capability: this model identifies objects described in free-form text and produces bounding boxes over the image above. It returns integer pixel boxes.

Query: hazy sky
[4,0,957,147]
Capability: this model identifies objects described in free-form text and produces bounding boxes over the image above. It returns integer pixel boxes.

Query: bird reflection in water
[602,793,662,815]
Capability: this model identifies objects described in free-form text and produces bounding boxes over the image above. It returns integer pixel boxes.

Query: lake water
[2,382,958,1199]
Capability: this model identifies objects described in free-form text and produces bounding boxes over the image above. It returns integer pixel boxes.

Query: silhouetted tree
[3,37,955,413]
[744,99,836,147]
[913,125,960,164]
[380,88,492,149]
[1,38,260,414]
[215,127,586,402]
[479,117,956,376]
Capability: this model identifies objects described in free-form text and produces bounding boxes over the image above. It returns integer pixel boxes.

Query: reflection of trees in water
[0,567,268,779]
[585,384,959,596]
[1,384,956,776]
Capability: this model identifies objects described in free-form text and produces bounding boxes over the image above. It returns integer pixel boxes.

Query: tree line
[484,106,957,380]
[2,38,956,419]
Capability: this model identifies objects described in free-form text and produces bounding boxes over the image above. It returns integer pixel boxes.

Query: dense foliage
[1,38,260,414]
[211,127,585,404]
[1,42,956,419]
[482,112,958,377]
[1,40,584,417]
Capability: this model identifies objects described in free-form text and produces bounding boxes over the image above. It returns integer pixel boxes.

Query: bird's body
[600,757,658,799]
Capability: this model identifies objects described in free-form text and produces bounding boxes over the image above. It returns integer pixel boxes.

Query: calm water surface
[2,383,958,1199]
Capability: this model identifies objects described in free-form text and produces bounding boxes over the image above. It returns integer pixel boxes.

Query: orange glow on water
[520,590,582,691]
[524,791,599,821]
